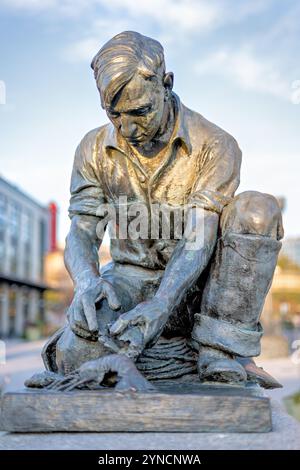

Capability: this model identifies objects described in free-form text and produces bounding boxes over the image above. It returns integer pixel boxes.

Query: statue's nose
[120,119,137,138]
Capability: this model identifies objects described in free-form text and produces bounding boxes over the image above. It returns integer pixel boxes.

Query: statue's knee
[55,328,78,373]
[222,191,283,239]
[56,327,105,374]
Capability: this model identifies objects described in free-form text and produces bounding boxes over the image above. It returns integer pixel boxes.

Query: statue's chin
[128,137,148,146]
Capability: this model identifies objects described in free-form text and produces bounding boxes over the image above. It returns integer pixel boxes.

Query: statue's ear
[163,72,174,91]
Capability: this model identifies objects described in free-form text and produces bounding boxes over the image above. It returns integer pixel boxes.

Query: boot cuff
[192,314,263,357]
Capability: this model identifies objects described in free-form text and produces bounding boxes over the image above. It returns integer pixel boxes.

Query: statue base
[1,378,271,433]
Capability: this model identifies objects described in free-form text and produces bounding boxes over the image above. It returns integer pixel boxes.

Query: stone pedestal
[1,380,271,433]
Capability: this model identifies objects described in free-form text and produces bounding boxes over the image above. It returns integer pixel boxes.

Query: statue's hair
[91,31,165,108]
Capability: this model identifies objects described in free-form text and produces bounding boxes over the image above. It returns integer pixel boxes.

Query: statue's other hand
[109,298,169,358]
[67,278,121,341]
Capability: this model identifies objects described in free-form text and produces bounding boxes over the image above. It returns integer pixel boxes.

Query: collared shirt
[69,94,242,269]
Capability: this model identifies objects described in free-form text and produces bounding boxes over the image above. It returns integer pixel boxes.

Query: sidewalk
[1,339,300,450]
[0,339,45,392]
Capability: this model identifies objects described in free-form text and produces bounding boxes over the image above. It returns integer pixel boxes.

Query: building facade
[281,237,300,268]
[0,175,53,337]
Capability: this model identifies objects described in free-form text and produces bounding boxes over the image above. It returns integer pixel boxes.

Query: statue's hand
[109,298,169,358]
[67,278,121,341]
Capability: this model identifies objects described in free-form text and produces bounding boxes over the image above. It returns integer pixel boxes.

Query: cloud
[2,0,297,101]
[192,2,300,101]
[1,0,276,29]
[0,0,57,11]
[61,0,224,62]
[63,37,101,63]
[2,0,284,62]
[195,48,291,100]
[61,0,276,62]
[0,0,221,27]
[62,18,130,62]
[0,0,100,17]
[104,0,222,33]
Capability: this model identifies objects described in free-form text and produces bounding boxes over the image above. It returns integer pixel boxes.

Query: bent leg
[54,263,163,374]
[192,191,283,384]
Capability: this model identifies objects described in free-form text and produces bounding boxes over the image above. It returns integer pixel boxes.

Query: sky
[0,0,299,243]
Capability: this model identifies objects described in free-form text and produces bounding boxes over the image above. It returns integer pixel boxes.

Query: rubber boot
[192,232,281,385]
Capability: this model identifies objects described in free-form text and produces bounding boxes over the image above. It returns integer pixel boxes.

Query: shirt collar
[103,93,192,156]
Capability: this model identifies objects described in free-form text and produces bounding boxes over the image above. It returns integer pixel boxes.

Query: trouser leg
[192,191,283,383]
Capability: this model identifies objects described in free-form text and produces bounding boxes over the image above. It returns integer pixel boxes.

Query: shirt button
[139,174,146,183]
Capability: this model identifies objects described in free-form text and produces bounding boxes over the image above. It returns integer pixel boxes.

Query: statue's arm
[65,129,121,339]
[64,214,102,292]
[154,207,219,312]
[155,132,241,312]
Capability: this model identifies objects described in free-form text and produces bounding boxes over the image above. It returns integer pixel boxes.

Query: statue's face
[106,73,165,146]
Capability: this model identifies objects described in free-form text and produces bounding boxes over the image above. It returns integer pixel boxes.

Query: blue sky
[0,0,299,242]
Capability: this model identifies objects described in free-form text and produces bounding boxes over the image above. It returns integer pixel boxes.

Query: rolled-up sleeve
[68,129,106,218]
[189,133,242,214]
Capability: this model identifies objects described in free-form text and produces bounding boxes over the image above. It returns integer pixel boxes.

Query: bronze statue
[27,31,283,392]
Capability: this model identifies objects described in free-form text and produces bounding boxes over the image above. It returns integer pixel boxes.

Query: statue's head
[91,31,173,146]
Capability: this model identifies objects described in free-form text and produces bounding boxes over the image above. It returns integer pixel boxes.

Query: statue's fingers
[124,342,143,360]
[109,317,129,336]
[142,319,158,339]
[46,379,62,390]
[56,380,78,391]
[64,377,89,391]
[81,295,98,333]
[95,290,105,303]
[59,374,94,391]
[73,302,87,327]
[61,383,78,392]
[47,374,76,390]
[109,309,142,335]
[47,380,67,390]
[54,374,79,391]
[70,300,90,336]
[46,375,74,389]
[71,322,96,340]
[128,315,143,328]
[118,327,143,346]
[104,285,121,311]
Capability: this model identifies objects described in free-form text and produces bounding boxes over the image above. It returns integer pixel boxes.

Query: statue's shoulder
[182,102,241,154]
[78,124,110,153]
[75,124,111,166]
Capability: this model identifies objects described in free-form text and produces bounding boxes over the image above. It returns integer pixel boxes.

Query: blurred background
[0,1,300,416]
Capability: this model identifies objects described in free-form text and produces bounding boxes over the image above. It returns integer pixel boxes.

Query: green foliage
[277,255,300,272]
[292,392,300,405]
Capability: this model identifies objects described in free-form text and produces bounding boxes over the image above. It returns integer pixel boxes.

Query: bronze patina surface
[13,31,284,431]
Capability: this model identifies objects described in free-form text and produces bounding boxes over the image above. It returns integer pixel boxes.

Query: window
[0,194,7,271]
[0,193,6,228]
[8,287,16,337]
[9,201,20,237]
[39,219,47,279]
[9,202,20,275]
[23,210,32,278]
